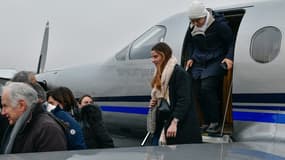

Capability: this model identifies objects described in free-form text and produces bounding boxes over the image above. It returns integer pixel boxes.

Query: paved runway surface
[106,124,150,148]
[111,134,142,148]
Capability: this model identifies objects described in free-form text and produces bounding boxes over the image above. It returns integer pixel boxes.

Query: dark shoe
[206,122,221,134]
[200,124,209,133]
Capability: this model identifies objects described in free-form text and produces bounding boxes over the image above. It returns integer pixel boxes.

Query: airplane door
[232,2,284,141]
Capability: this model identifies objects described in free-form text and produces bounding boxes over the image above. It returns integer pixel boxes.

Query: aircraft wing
[0,142,284,160]
[0,69,17,94]
[0,69,17,80]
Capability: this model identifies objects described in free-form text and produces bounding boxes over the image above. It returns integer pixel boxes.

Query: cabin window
[115,45,129,61]
[129,26,166,60]
[250,26,281,63]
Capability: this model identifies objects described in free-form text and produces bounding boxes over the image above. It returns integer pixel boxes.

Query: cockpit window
[250,26,281,63]
[129,26,166,60]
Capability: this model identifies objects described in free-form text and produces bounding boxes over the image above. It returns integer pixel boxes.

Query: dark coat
[4,104,67,153]
[51,106,87,150]
[80,104,114,149]
[162,65,202,144]
[0,115,8,144]
[186,11,234,79]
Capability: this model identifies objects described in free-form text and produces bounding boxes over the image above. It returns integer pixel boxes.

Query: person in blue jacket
[47,88,86,150]
[185,1,234,133]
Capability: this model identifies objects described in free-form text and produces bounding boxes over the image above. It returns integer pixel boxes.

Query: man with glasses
[185,1,234,134]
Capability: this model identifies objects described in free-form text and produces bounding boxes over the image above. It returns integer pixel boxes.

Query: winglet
[37,21,49,73]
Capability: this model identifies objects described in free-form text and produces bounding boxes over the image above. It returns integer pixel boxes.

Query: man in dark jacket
[185,1,234,133]
[0,115,8,144]
[0,82,67,154]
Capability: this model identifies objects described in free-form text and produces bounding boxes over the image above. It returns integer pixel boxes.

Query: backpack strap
[46,112,70,133]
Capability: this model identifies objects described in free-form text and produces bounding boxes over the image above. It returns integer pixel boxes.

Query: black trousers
[192,76,223,124]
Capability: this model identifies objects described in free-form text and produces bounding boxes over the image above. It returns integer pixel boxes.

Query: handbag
[157,98,170,121]
[158,98,170,112]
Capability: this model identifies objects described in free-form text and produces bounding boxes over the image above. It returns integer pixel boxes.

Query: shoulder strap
[46,112,70,132]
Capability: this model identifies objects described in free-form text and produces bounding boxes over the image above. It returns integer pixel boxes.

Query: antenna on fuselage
[37,21,49,74]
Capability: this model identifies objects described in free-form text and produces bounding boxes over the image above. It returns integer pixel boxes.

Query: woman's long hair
[151,42,172,90]
[47,88,65,106]
[47,87,77,112]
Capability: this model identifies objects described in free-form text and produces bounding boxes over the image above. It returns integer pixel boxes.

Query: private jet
[34,0,285,144]
[0,0,284,159]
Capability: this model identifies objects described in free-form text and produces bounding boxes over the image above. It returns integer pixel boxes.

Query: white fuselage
[36,0,285,142]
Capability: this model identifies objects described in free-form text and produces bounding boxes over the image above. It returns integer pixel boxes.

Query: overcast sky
[0,0,194,71]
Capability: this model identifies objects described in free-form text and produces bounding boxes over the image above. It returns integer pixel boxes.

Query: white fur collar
[151,56,177,103]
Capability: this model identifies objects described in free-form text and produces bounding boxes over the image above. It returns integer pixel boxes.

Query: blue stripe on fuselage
[97,93,285,123]
[100,106,149,114]
[233,111,285,124]
[100,105,285,124]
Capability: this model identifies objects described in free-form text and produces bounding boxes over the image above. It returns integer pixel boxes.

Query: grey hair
[10,70,46,101]
[30,83,46,101]
[11,71,35,84]
[3,82,38,108]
